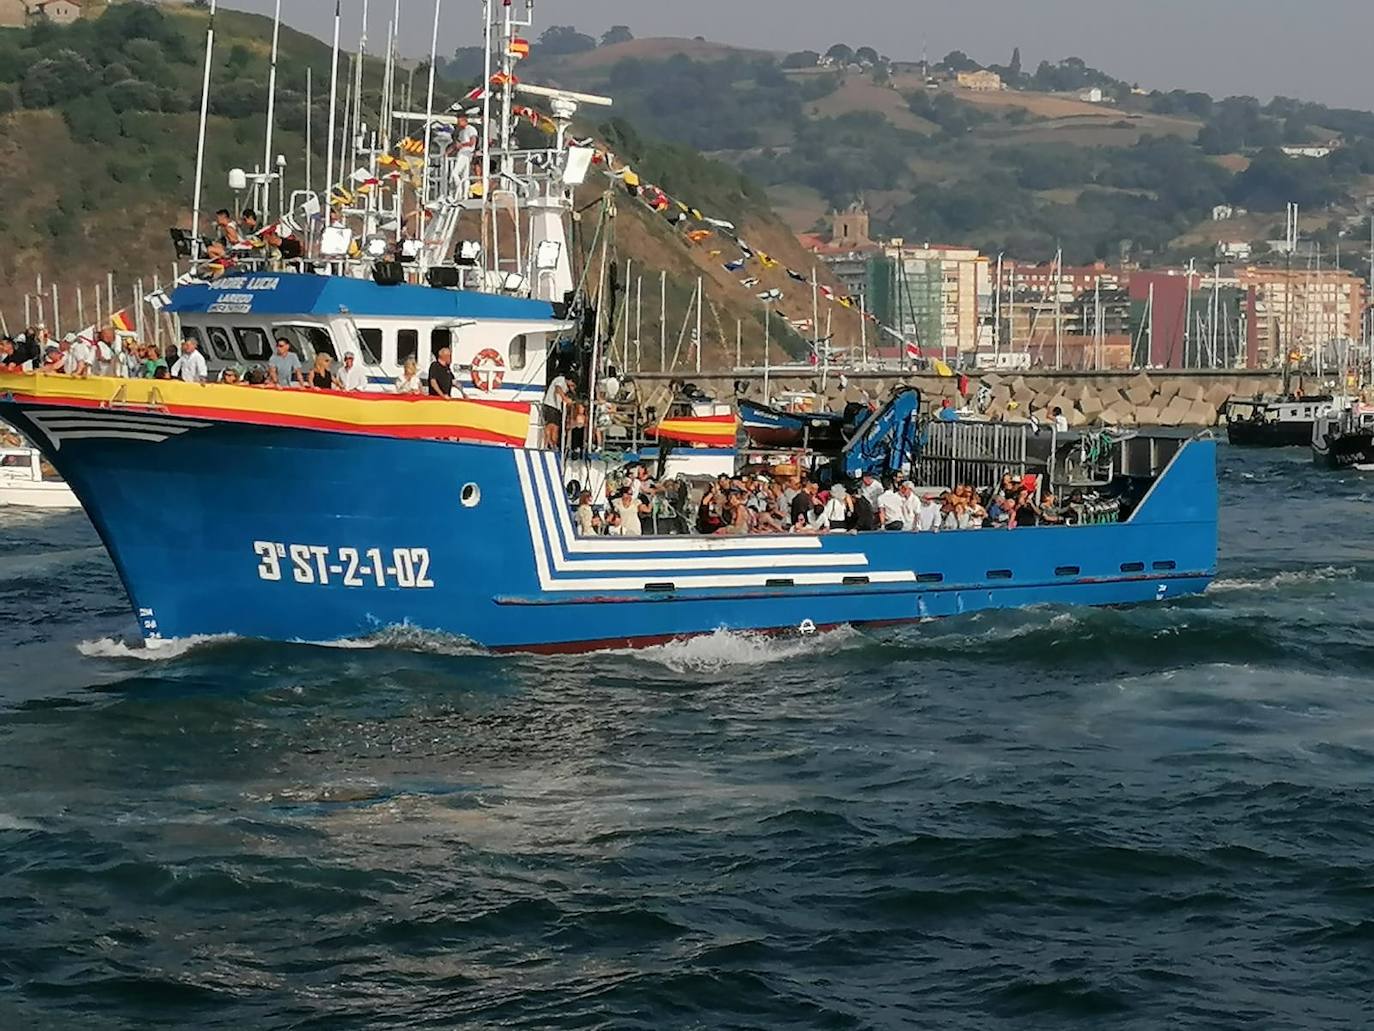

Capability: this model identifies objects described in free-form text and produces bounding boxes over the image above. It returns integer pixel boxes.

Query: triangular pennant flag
[787,269,809,283]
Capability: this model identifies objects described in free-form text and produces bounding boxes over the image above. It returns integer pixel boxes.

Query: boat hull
[0,482,80,509]
[0,398,1219,653]
[1312,432,1374,470]
[1226,418,1314,447]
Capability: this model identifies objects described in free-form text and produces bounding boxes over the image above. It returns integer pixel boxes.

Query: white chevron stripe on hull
[513,449,917,593]
[525,450,867,573]
[25,409,210,450]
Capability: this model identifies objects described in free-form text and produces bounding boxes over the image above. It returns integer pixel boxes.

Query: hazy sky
[210,0,1372,110]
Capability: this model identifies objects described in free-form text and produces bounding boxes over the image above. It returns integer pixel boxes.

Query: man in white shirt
[916,493,942,533]
[172,337,208,383]
[542,372,574,449]
[897,481,923,531]
[336,352,368,392]
[858,471,884,512]
[1052,406,1070,432]
[63,335,95,377]
[451,115,480,195]
[877,481,906,531]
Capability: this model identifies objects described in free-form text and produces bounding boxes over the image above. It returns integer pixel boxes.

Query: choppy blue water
[1,446,1372,1029]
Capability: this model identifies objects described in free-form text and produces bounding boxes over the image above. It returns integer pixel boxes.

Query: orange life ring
[471,348,505,391]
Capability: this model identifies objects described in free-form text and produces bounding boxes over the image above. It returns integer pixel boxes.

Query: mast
[190,0,217,244]
[993,252,1003,362]
[1184,258,1195,367]
[694,274,703,374]
[305,67,313,195]
[422,0,441,208]
[1054,247,1063,369]
[480,0,493,274]
[352,0,368,175]
[261,0,283,218]
[325,0,341,207]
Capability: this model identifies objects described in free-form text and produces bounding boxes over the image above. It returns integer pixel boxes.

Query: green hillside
[507,30,1374,267]
[0,2,842,364]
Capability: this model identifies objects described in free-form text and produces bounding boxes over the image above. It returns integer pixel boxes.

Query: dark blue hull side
[0,403,1219,652]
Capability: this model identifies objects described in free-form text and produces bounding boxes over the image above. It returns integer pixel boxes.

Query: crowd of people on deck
[574,464,1081,538]
[0,323,496,399]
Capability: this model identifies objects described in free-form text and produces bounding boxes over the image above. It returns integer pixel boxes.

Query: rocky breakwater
[972,372,1250,428]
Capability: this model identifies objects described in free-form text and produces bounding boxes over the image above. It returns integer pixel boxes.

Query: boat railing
[916,420,1033,490]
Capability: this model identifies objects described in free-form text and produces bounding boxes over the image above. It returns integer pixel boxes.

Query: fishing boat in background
[1223,394,1341,446]
[1312,403,1374,469]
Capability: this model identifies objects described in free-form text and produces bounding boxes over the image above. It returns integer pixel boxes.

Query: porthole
[460,482,481,508]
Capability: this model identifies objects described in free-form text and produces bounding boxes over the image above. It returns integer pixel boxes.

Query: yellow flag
[932,359,954,378]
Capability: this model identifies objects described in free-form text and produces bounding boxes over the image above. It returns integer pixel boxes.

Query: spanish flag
[649,414,738,447]
[110,309,135,333]
[400,136,425,156]
[508,37,530,59]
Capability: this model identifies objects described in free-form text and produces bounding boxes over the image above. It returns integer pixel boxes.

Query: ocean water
[1,445,1372,1029]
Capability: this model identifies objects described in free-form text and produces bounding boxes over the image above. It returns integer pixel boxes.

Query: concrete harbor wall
[635,370,1309,427]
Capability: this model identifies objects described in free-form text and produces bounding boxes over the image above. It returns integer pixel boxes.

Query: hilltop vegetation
[0,3,839,361]
[498,28,1374,266]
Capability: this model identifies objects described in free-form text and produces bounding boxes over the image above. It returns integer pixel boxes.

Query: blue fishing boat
[0,2,1217,654]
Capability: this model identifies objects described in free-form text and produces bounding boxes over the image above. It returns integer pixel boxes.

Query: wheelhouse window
[508,334,527,371]
[431,328,452,358]
[356,328,382,365]
[235,326,271,361]
[206,326,235,361]
[272,325,336,360]
[397,329,419,364]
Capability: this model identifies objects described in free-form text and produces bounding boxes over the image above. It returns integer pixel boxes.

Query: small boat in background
[738,395,867,449]
[1312,403,1374,469]
[1224,394,1342,447]
[0,444,79,509]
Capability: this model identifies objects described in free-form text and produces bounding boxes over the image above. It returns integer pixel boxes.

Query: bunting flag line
[723,259,745,272]
[786,268,808,283]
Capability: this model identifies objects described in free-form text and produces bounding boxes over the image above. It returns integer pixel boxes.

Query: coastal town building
[0,0,81,26]
[955,69,1003,92]
[872,241,989,360]
[1238,267,1366,366]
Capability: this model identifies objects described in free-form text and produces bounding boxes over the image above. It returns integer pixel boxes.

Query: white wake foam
[1209,566,1357,594]
[77,634,237,661]
[628,625,864,673]
[322,625,486,656]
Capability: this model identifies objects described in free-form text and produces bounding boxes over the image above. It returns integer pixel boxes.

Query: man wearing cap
[337,351,368,392]
[63,334,95,377]
[916,490,942,533]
